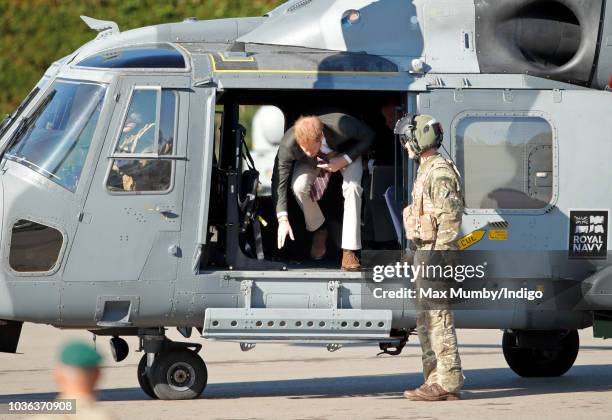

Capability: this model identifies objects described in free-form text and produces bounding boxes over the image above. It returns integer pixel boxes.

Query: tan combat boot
[341,250,361,271]
[412,383,460,401]
[403,383,428,400]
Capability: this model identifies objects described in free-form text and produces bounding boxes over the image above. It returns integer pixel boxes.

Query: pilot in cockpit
[111,112,156,191]
[117,112,155,154]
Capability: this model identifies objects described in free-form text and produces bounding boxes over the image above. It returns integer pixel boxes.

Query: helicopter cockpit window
[3,80,106,192]
[106,88,177,193]
[455,115,553,210]
[9,220,64,273]
[75,44,186,69]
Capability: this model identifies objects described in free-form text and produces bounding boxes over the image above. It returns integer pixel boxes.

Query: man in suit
[275,113,375,270]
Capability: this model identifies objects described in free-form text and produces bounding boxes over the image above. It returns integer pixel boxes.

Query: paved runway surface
[1,324,611,419]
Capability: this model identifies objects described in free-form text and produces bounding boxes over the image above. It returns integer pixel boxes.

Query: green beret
[60,342,102,368]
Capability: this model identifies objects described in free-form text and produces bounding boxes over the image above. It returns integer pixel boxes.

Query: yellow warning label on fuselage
[457,230,486,250]
[488,230,508,241]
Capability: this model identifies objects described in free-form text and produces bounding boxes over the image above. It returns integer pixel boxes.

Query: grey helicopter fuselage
[1,0,612,360]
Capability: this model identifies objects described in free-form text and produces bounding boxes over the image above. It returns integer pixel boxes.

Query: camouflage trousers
[416,309,464,393]
[412,249,464,392]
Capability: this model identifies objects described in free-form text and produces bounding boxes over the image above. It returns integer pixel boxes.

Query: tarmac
[1,323,611,419]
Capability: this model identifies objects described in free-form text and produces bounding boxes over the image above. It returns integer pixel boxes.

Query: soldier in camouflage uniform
[394,114,464,401]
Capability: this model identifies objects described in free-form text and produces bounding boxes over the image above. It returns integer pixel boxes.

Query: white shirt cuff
[277,211,288,218]
[343,154,352,164]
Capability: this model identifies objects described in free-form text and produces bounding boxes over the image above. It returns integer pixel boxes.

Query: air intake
[508,2,580,67]
[475,0,604,85]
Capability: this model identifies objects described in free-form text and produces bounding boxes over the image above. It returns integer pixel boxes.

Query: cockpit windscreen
[3,80,106,192]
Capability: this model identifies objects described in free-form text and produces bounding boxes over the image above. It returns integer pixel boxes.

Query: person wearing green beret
[31,341,114,420]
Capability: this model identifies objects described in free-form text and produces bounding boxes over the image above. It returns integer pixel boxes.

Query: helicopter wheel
[149,349,208,400]
[137,354,158,399]
[502,330,579,377]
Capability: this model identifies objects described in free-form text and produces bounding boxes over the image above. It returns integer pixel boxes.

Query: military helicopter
[1,0,612,400]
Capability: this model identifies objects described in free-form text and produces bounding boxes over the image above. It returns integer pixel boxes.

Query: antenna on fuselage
[80,15,120,39]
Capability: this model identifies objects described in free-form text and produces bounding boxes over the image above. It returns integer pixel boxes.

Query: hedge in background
[0,0,283,116]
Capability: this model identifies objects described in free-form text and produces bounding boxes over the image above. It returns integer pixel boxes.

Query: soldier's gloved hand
[277,217,295,249]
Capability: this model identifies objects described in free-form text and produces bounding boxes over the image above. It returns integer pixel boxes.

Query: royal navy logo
[568,210,608,259]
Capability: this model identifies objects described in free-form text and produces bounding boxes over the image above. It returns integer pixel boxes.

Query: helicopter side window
[106,88,177,193]
[455,115,553,210]
[9,220,64,273]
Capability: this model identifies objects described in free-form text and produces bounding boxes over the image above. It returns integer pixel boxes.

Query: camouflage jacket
[410,153,464,251]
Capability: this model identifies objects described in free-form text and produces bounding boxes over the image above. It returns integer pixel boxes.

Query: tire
[503,330,579,377]
[110,336,129,362]
[137,354,158,399]
[150,349,208,400]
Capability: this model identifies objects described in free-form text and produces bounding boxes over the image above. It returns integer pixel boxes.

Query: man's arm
[276,158,293,216]
[334,114,376,162]
[429,168,464,251]
[275,128,297,217]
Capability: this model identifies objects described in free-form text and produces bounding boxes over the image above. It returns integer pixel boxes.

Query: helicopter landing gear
[149,349,208,400]
[137,330,208,400]
[502,329,579,377]
[110,336,129,362]
[137,353,157,399]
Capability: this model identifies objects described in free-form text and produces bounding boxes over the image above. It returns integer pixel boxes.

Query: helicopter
[1,0,612,400]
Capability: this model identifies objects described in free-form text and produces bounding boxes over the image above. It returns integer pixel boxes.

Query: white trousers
[291,157,363,250]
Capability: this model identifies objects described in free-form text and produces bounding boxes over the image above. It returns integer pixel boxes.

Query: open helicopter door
[419,87,612,281]
[187,83,217,274]
[62,75,191,324]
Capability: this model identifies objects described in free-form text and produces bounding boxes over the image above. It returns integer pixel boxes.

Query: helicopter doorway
[200,89,407,272]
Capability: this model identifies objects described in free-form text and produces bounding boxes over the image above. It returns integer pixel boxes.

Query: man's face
[123,113,143,133]
[299,136,322,158]
[381,104,397,130]
[54,365,100,396]
[404,141,418,160]
[123,121,136,133]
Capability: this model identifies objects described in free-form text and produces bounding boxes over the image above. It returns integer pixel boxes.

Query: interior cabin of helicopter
[201,89,407,271]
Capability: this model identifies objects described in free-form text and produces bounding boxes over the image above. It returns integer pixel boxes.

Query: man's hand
[122,174,135,191]
[277,217,295,249]
[317,156,349,173]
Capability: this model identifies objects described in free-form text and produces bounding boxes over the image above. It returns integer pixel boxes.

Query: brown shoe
[413,383,460,401]
[341,250,361,271]
[310,228,328,260]
[403,383,428,400]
